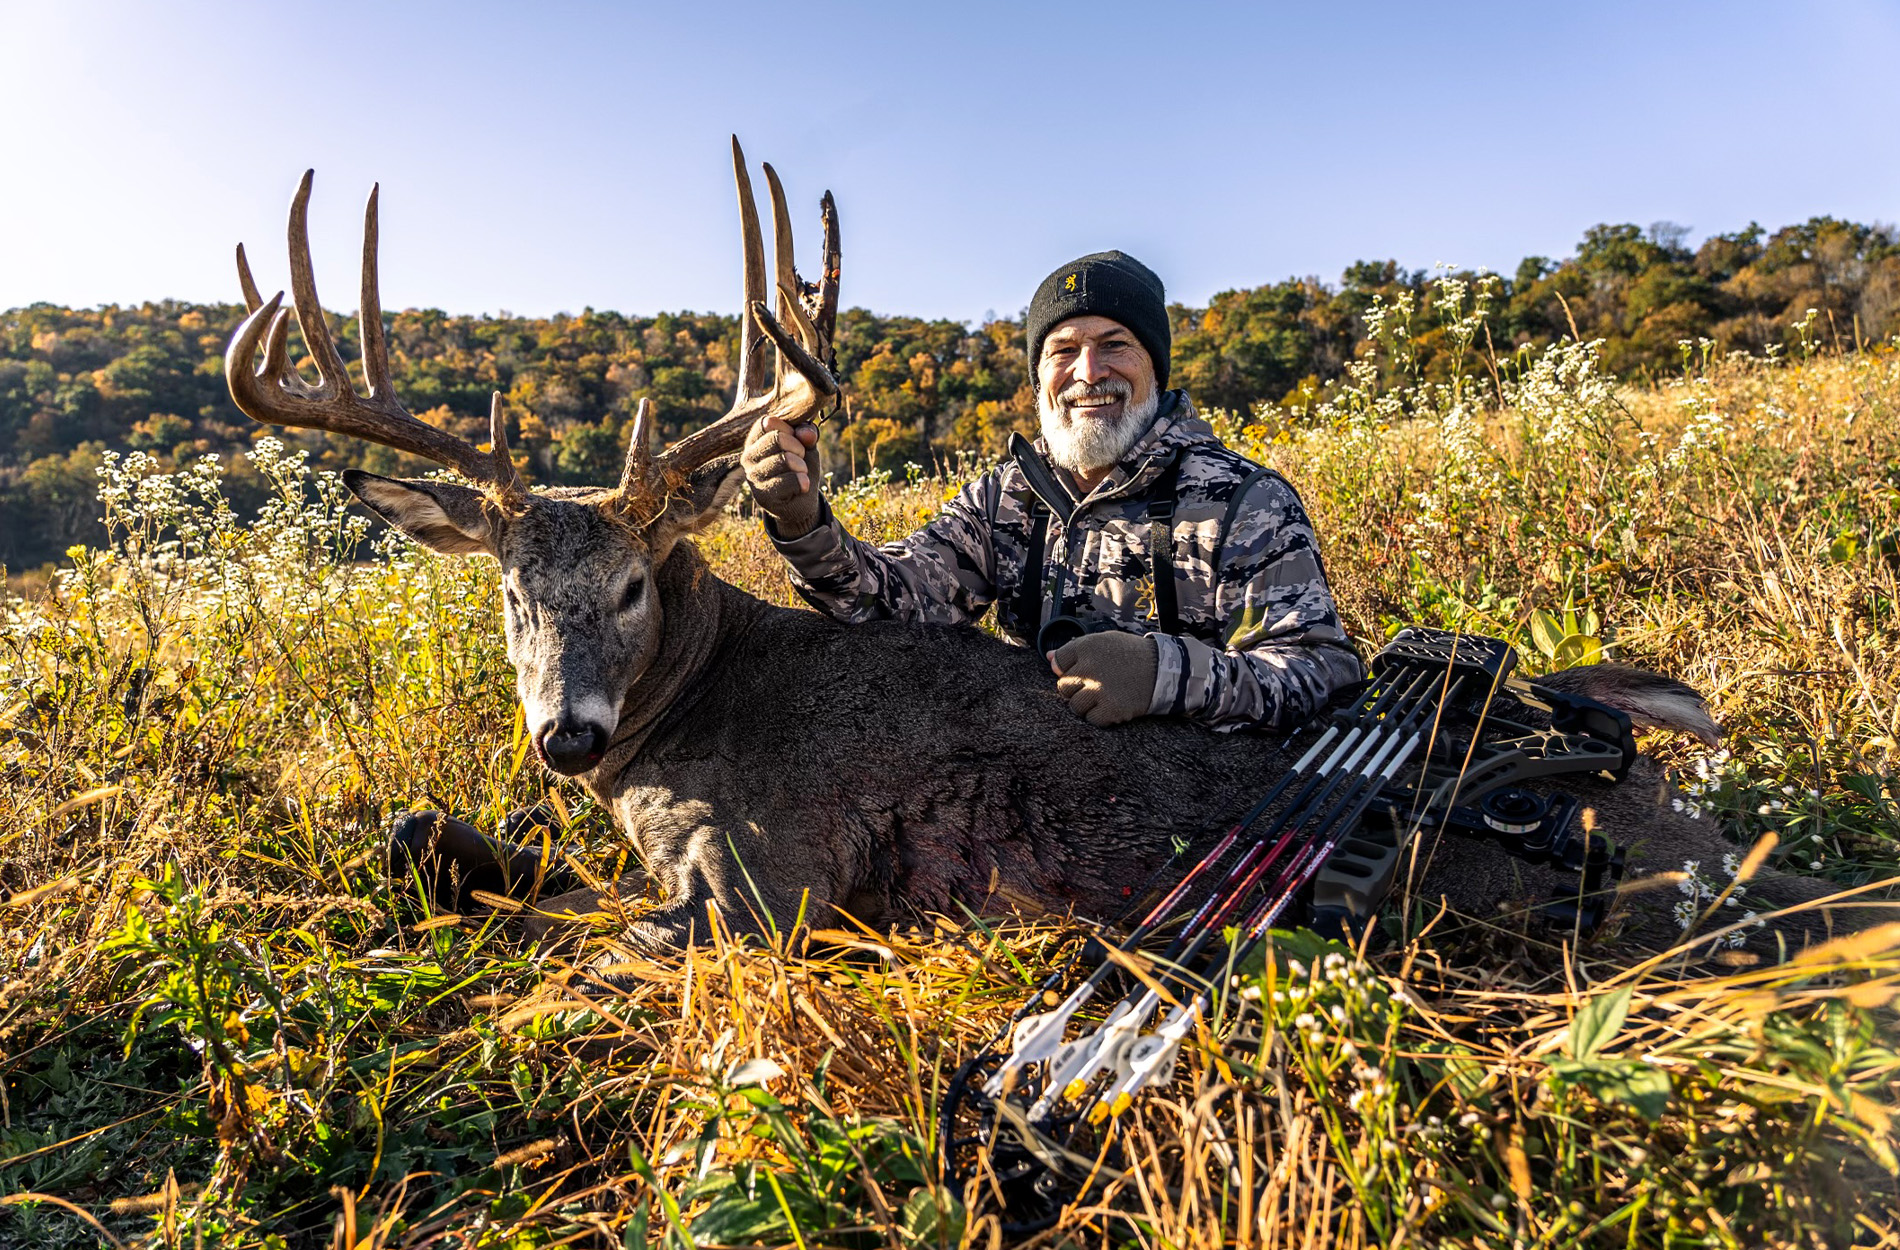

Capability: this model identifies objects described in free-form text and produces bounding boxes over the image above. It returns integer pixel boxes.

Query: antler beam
[225,171,524,498]
[626,139,841,496]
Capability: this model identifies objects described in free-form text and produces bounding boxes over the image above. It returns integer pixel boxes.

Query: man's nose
[1071,343,1110,385]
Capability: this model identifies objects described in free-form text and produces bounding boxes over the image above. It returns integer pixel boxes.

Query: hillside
[5,213,1896,570]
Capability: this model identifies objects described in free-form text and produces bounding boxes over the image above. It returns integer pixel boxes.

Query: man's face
[1037,315,1159,475]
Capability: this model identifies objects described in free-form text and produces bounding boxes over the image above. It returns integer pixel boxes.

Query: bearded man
[742,251,1362,730]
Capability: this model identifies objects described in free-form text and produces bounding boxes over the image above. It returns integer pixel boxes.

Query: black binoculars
[1035,613,1116,654]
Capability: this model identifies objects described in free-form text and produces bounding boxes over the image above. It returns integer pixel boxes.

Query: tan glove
[1050,630,1159,727]
[742,415,822,538]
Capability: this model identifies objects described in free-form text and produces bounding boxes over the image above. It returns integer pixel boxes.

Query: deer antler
[225,172,526,498]
[621,138,841,499]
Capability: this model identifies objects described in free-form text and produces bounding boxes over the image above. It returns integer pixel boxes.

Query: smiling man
[743,251,1362,731]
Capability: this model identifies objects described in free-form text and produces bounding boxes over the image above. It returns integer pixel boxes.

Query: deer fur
[352,465,1879,957]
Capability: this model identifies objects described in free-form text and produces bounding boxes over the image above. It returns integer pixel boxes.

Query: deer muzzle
[535,718,610,775]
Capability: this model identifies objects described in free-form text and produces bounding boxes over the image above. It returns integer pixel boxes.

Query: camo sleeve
[765,475,1002,626]
[1148,474,1364,731]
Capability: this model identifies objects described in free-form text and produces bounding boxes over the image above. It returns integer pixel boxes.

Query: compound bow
[938,626,1635,1230]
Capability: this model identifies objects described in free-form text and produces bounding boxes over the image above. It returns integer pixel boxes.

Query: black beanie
[1025,250,1170,390]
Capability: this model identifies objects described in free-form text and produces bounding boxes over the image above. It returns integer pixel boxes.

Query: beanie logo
[1063,272,1078,293]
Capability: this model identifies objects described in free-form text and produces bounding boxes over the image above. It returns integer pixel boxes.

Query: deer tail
[1534,664,1722,746]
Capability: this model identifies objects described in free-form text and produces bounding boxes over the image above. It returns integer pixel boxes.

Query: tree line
[4,214,1895,569]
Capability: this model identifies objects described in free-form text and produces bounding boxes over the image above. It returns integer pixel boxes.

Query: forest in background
[4,212,1897,568]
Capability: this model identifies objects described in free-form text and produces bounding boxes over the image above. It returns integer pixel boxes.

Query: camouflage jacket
[769,393,1364,730]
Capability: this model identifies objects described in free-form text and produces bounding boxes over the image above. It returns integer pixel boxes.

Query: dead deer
[223,143,1876,957]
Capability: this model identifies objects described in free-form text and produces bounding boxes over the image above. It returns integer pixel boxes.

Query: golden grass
[0,346,1896,1246]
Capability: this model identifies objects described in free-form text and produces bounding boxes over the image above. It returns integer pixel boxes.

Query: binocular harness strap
[1015,501,1052,645]
[1145,454,1183,637]
[1007,435,1201,646]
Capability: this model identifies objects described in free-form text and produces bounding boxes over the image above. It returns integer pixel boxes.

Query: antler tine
[731,136,769,399]
[487,391,521,487]
[656,300,841,477]
[286,171,352,391]
[762,163,821,355]
[235,243,264,315]
[261,299,294,382]
[814,191,840,370]
[359,185,394,403]
[656,408,751,476]
[647,143,841,482]
[750,301,838,402]
[616,397,655,497]
[225,176,526,497]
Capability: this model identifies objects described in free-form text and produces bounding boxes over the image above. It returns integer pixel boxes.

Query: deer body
[590,543,1236,946]
[563,539,1806,952]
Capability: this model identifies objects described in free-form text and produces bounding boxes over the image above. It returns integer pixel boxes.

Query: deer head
[225,138,840,774]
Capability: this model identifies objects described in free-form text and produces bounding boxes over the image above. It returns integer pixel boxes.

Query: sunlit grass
[1,323,1896,1247]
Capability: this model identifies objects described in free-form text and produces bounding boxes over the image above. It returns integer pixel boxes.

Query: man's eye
[622,578,646,611]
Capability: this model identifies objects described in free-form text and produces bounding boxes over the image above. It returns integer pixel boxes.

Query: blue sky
[2,0,1897,322]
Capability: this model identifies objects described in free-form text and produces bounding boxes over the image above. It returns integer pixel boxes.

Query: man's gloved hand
[742,415,822,539]
[1049,631,1159,727]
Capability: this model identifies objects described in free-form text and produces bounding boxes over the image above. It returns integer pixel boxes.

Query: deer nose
[537,721,607,775]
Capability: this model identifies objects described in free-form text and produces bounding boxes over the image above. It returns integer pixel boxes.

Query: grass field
[3,306,1898,1247]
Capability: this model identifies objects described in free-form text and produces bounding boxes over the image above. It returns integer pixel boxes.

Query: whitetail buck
[225,142,1871,954]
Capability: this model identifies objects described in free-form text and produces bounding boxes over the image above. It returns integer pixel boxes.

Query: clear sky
[2,0,1897,323]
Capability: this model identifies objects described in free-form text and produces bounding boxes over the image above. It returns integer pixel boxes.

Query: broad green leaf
[1415,1040,1491,1102]
[1569,986,1631,1059]
[689,1186,789,1245]
[901,1185,967,1247]
[1546,1057,1671,1121]
[1529,609,1565,658]
[1843,773,1885,800]
[622,1203,648,1250]
[1552,634,1603,670]
[1829,531,1859,563]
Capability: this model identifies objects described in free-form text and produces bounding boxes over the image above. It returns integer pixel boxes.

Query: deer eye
[621,576,646,612]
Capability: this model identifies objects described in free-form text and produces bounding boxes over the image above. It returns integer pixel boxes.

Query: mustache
[1054,378,1132,406]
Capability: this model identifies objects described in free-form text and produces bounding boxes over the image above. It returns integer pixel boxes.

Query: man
[741,250,1362,731]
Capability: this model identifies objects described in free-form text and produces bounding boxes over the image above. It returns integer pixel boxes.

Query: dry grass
[1,337,1897,1247]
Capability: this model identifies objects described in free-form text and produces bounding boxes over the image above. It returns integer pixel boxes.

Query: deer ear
[344,469,496,556]
[647,456,744,564]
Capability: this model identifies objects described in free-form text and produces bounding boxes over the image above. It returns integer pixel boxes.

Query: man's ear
[647,456,745,565]
[343,469,497,556]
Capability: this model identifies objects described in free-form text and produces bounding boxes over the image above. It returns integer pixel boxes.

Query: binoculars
[1035,613,1115,654]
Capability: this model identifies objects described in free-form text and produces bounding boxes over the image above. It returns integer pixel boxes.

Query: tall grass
[1,313,1896,1247]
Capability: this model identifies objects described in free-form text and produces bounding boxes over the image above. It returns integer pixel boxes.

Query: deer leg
[565,812,862,952]
[519,873,815,953]
[387,811,579,913]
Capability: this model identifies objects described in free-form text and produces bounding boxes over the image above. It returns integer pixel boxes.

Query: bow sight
[938,626,1635,1231]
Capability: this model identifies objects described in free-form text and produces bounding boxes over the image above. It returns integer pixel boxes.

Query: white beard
[1038,381,1160,475]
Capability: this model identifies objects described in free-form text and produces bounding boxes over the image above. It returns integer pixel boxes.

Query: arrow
[984,720,1353,1094]
[1035,723,1426,1117]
